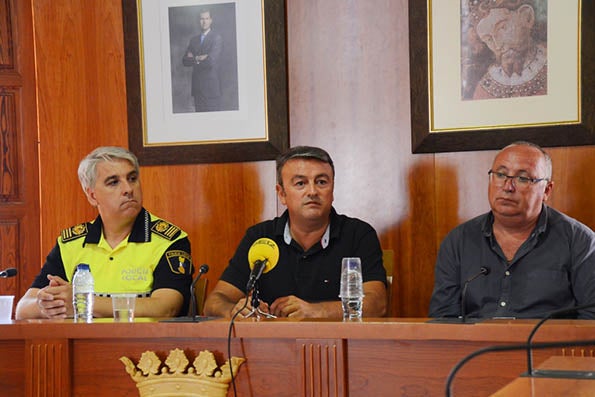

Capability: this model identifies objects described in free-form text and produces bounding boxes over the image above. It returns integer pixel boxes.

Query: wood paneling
[27,0,595,318]
[0,0,39,302]
[2,318,591,396]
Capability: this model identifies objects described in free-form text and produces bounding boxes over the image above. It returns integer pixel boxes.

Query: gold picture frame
[409,0,594,153]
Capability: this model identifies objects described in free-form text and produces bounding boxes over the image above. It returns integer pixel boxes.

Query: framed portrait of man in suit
[122,0,288,165]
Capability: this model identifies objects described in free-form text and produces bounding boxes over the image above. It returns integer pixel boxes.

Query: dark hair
[275,146,335,185]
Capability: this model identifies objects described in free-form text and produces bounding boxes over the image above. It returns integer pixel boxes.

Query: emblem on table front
[120,349,245,397]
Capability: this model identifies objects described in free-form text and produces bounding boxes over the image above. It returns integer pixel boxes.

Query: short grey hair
[77,146,140,191]
[503,141,552,180]
[275,146,335,186]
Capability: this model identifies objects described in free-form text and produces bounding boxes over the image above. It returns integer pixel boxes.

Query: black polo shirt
[220,208,386,304]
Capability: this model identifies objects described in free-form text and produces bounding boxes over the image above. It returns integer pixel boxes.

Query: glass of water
[339,257,364,321]
[111,293,136,322]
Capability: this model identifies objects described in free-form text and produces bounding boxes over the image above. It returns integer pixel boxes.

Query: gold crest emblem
[166,250,192,274]
[155,221,169,232]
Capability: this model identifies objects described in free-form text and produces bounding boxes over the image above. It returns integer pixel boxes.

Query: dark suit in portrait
[182,12,224,112]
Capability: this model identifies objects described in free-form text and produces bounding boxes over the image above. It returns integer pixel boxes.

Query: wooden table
[491,356,595,396]
[1,317,594,396]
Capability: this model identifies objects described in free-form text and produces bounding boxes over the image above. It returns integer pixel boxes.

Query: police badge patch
[151,220,181,240]
[61,223,89,242]
[166,250,192,275]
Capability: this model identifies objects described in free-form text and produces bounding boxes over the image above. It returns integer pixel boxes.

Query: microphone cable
[227,292,251,397]
[445,338,595,397]
[526,302,595,376]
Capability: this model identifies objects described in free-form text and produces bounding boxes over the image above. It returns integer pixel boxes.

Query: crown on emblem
[120,349,245,397]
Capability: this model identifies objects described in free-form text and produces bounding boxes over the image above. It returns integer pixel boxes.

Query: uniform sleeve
[30,241,68,288]
[152,237,193,316]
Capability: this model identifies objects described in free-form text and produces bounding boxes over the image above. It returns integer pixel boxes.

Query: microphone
[0,268,17,278]
[188,264,209,319]
[461,266,490,323]
[526,301,595,376]
[245,238,279,292]
[446,338,595,397]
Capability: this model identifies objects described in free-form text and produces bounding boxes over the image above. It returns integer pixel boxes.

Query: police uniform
[31,208,193,316]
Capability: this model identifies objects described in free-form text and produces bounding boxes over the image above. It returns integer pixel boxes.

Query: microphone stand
[526,302,595,376]
[461,266,490,323]
[244,283,275,319]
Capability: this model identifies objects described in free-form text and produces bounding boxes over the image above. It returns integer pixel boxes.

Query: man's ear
[85,187,98,207]
[543,180,554,202]
[275,184,286,205]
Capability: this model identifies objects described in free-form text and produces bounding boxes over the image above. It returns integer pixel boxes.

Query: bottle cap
[77,263,90,271]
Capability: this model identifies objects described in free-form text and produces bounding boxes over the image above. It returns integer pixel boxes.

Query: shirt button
[505,271,510,276]
[500,301,506,307]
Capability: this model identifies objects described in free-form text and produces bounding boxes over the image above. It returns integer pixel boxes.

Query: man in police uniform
[15,146,193,319]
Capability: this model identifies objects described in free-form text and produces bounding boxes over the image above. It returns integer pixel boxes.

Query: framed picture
[122,0,288,165]
[409,0,595,153]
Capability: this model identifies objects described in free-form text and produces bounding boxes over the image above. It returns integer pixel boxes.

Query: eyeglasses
[488,170,548,188]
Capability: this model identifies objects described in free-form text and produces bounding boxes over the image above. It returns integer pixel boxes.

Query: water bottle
[339,258,364,320]
[72,263,94,322]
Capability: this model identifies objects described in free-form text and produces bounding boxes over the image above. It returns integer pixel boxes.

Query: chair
[382,249,394,316]
[190,277,208,316]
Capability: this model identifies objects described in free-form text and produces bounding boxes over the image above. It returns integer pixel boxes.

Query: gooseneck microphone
[526,301,595,376]
[461,266,490,323]
[0,268,17,278]
[189,264,209,319]
[245,238,279,293]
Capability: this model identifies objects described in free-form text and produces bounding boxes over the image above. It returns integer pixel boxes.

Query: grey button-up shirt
[429,205,595,319]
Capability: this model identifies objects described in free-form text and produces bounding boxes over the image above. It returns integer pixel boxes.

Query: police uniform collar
[84,208,150,245]
[279,207,339,249]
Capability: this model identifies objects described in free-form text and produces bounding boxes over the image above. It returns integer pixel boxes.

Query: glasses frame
[488,170,548,187]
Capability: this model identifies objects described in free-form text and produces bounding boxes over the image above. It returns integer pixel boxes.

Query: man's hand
[231,295,271,319]
[270,295,321,319]
[37,275,72,318]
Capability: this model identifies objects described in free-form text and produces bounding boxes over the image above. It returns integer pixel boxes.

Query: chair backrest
[382,249,394,316]
[193,277,208,316]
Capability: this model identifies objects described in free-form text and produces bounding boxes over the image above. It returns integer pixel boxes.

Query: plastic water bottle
[72,263,94,322]
[339,258,364,321]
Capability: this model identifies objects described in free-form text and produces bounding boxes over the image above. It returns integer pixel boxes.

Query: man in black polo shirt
[204,146,387,319]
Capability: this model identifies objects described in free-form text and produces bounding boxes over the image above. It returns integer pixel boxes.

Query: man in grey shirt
[429,141,595,319]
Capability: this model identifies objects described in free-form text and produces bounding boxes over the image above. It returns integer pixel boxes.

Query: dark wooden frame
[122,0,288,165]
[409,0,595,154]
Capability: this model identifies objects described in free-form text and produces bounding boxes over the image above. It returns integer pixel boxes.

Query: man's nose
[122,180,134,194]
[503,177,516,191]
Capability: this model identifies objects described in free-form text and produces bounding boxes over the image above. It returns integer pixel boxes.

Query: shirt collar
[280,207,338,249]
[84,208,150,245]
[482,203,549,237]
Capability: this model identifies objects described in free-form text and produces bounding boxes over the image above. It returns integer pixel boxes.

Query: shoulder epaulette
[151,220,181,241]
[61,223,89,243]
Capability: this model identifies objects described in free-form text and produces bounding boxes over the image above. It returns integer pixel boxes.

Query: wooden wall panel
[30,0,595,318]
[0,90,18,200]
[0,0,14,69]
[0,0,39,302]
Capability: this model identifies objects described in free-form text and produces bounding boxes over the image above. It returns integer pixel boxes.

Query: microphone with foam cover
[0,268,17,278]
[246,238,279,292]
